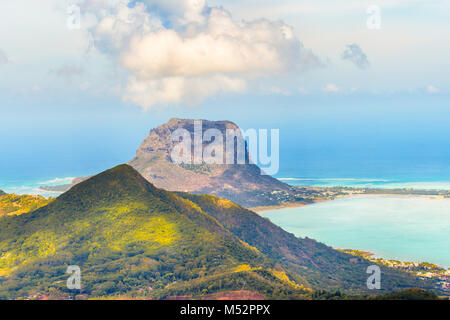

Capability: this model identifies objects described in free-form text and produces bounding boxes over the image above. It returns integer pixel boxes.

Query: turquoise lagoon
[262,196,450,268]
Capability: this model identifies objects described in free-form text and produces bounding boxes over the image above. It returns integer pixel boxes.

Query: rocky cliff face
[128,118,294,207]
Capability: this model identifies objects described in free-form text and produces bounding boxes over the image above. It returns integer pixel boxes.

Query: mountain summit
[129,118,293,207]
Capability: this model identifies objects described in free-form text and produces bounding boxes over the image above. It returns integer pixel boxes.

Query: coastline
[251,202,306,213]
[251,192,449,213]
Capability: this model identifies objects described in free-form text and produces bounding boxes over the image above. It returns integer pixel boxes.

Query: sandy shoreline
[251,202,307,213]
[251,193,448,213]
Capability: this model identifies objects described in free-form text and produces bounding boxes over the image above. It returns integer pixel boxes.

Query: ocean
[2,148,450,196]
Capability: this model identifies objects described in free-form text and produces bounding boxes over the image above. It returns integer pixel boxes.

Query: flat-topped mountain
[129,118,296,207]
[41,119,306,207]
[0,165,433,299]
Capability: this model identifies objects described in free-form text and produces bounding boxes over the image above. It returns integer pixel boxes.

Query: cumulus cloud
[0,49,8,65]
[80,0,319,109]
[124,75,246,107]
[341,44,370,69]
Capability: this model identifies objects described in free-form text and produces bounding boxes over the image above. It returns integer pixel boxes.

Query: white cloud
[121,13,308,78]
[324,83,339,92]
[427,85,439,94]
[124,75,246,108]
[83,0,318,109]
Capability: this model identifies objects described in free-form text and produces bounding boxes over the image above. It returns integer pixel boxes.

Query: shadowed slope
[176,193,435,294]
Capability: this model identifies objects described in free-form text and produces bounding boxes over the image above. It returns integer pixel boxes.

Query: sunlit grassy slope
[0,194,53,217]
[0,165,310,299]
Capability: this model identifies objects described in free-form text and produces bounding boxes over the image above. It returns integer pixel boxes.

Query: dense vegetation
[0,165,309,299]
[0,165,437,299]
[176,193,435,295]
[0,193,53,217]
[369,288,439,300]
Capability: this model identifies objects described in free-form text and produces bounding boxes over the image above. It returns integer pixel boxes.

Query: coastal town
[342,249,450,295]
[295,185,450,202]
[251,185,450,211]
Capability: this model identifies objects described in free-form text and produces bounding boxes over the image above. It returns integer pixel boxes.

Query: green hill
[0,165,434,299]
[0,193,53,217]
[0,165,310,299]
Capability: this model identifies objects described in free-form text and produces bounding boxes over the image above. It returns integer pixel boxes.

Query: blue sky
[0,0,449,183]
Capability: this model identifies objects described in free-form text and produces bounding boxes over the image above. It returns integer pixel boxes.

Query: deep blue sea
[3,155,450,194]
[274,158,450,189]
